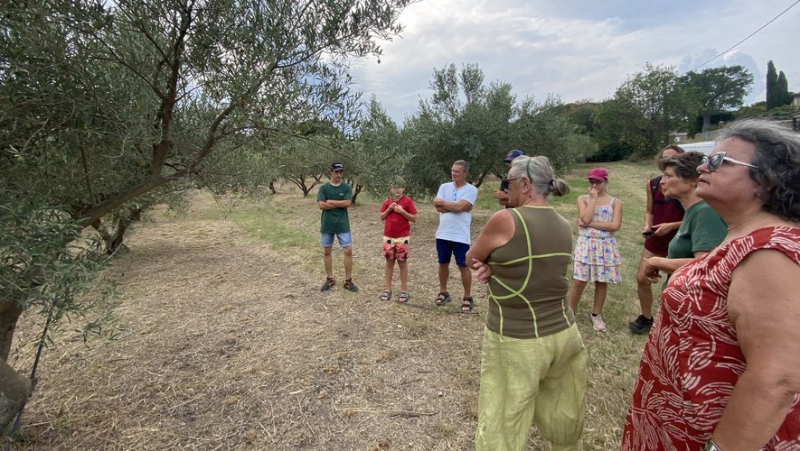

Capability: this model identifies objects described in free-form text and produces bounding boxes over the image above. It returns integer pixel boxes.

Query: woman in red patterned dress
[621,119,800,451]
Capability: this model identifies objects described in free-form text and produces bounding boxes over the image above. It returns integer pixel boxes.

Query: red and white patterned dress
[622,226,800,450]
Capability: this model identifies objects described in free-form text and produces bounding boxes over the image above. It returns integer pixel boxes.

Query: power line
[691,0,800,71]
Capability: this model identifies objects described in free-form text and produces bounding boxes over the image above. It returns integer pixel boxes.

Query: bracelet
[704,439,722,451]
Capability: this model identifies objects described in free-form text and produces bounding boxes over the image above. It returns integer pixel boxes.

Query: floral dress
[622,226,800,450]
[572,196,621,283]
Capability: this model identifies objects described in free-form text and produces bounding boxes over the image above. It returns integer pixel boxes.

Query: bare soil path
[10,192,490,450]
[11,165,649,450]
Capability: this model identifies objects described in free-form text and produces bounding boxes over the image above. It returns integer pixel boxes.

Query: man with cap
[317,162,358,292]
[495,149,525,207]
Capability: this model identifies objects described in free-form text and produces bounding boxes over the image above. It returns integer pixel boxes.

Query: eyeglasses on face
[502,176,522,184]
[700,152,758,172]
[587,179,605,185]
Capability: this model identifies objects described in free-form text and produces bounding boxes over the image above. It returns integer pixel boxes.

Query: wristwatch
[704,440,721,451]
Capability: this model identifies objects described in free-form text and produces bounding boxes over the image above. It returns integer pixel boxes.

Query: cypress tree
[776,71,791,107]
[766,60,778,109]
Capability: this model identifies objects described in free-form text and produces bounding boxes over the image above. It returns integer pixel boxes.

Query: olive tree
[1,0,411,428]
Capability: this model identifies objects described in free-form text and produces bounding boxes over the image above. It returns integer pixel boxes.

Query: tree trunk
[0,358,32,432]
[352,183,362,204]
[102,208,142,255]
[0,302,23,362]
[0,301,31,431]
[702,113,711,133]
[268,181,277,194]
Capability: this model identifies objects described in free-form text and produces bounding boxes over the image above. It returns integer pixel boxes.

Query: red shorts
[383,236,410,261]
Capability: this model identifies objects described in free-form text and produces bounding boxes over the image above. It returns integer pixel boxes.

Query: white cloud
[349,0,800,123]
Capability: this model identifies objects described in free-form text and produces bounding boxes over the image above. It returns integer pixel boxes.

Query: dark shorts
[436,238,470,267]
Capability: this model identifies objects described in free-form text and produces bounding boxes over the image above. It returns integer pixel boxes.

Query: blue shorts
[321,232,352,248]
[436,238,469,267]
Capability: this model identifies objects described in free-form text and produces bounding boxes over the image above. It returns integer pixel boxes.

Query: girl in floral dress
[567,168,622,332]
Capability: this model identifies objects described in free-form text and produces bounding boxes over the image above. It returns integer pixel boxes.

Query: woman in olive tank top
[467,156,587,451]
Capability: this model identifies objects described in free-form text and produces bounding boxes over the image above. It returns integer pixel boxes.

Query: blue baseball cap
[330,162,344,171]
[504,149,525,163]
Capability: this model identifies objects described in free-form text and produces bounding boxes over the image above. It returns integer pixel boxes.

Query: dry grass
[8,161,662,450]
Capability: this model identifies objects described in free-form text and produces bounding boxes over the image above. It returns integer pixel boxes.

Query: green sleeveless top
[486,206,574,339]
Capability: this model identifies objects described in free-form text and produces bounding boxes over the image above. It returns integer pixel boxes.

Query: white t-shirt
[435,182,478,245]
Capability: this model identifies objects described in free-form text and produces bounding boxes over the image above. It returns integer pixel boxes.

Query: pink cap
[587,168,608,181]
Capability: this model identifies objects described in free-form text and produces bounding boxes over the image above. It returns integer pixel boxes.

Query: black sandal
[435,291,451,306]
[461,296,474,313]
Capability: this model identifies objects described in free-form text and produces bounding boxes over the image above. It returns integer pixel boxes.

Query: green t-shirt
[667,200,727,259]
[316,182,353,233]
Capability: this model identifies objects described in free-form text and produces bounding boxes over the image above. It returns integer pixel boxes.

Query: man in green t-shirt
[317,162,358,293]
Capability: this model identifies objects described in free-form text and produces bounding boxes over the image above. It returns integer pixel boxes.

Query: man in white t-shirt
[432,160,479,313]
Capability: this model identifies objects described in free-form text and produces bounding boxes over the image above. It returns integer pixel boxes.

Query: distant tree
[776,71,792,107]
[590,98,646,161]
[682,66,754,132]
[767,61,779,109]
[564,101,600,134]
[416,63,516,188]
[356,97,409,198]
[593,63,695,157]
[513,95,596,170]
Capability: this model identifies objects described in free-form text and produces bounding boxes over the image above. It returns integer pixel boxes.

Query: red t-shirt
[645,176,685,256]
[380,196,417,238]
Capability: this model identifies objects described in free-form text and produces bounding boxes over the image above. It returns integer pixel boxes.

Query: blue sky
[349,0,799,124]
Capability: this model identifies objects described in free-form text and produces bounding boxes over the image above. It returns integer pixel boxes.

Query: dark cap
[504,149,525,163]
[330,162,344,171]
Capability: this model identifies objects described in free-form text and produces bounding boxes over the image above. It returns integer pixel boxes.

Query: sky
[348,0,800,124]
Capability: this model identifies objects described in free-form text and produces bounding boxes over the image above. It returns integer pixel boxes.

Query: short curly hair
[716,119,800,222]
[658,151,704,181]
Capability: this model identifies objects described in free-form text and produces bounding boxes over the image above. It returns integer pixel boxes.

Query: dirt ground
[8,191,507,450]
[9,174,646,450]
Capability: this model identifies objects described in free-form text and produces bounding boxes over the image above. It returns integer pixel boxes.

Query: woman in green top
[644,151,727,281]
[467,156,586,451]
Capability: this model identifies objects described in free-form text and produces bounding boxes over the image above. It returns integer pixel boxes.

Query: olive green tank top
[486,206,574,339]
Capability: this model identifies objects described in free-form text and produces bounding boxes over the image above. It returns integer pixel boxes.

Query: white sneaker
[591,314,607,332]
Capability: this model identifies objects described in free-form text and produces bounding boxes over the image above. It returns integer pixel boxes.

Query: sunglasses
[587,179,606,185]
[502,176,523,184]
[701,152,758,172]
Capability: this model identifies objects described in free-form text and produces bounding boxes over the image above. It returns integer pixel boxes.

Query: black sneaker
[343,278,359,293]
[629,315,654,334]
[321,277,335,292]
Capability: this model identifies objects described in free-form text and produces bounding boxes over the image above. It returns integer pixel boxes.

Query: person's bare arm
[327,199,351,208]
[711,250,800,450]
[466,210,514,283]
[393,204,417,223]
[577,196,593,225]
[652,221,681,236]
[380,202,392,221]
[438,199,473,213]
[644,180,654,233]
[589,198,622,232]
[644,251,710,280]
[319,201,334,210]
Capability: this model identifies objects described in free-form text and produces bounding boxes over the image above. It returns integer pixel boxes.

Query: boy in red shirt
[379,177,417,303]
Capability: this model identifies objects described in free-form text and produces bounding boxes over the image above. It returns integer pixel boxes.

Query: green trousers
[475,325,587,451]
